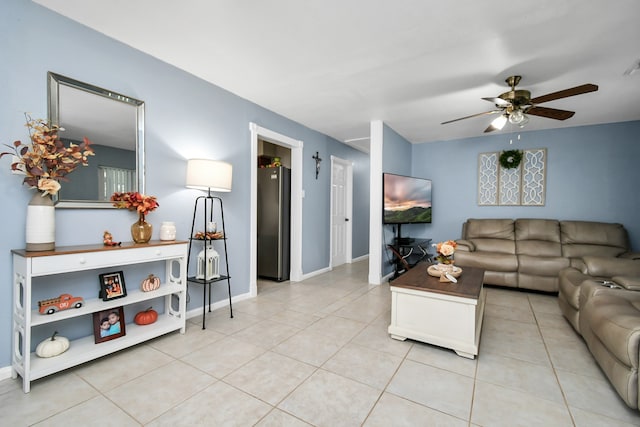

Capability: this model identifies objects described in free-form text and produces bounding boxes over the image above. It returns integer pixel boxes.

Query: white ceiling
[34,0,640,151]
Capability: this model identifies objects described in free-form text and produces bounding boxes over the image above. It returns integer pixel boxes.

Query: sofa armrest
[619,252,640,260]
[611,276,640,291]
[456,239,475,252]
[583,256,640,277]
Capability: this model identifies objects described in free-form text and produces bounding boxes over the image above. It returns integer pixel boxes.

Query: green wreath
[499,150,523,169]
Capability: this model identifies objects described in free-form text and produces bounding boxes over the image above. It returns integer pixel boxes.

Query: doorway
[249,123,303,297]
[257,140,292,282]
[330,156,353,268]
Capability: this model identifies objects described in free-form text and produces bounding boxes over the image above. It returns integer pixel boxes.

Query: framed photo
[93,306,126,343]
[99,271,127,301]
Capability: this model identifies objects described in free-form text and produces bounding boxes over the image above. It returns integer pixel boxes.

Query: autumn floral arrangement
[1,115,94,196]
[111,192,159,217]
[193,231,224,240]
[433,240,457,265]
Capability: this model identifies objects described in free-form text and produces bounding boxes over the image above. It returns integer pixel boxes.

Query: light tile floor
[2,260,640,426]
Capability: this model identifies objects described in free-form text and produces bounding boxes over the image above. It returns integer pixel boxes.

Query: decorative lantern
[196,243,220,280]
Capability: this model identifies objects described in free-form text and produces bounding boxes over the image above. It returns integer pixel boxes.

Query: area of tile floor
[2,260,640,426]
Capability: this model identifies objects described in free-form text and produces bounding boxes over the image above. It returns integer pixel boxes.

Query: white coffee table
[388,263,486,359]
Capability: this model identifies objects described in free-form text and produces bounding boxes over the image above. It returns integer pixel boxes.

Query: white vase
[26,192,55,251]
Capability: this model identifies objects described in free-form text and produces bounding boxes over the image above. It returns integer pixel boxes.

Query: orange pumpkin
[140,274,161,292]
[134,307,158,325]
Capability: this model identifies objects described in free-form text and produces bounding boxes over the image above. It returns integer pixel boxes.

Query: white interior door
[331,156,352,268]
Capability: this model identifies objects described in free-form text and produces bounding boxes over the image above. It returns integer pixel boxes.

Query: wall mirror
[48,72,145,208]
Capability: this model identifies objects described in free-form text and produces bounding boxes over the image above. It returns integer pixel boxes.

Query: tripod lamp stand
[186,158,233,328]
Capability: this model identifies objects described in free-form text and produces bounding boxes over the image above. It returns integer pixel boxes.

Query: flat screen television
[383,173,432,224]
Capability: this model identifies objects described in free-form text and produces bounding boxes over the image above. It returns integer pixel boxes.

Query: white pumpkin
[36,331,70,358]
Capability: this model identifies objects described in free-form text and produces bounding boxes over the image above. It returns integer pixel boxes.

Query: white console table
[11,241,188,392]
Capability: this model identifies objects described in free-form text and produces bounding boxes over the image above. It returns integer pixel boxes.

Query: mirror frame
[47,72,145,208]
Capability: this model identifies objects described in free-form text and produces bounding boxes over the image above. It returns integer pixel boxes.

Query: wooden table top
[390,263,485,300]
[12,240,188,257]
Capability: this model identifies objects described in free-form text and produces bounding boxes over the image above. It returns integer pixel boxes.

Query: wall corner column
[368,120,383,285]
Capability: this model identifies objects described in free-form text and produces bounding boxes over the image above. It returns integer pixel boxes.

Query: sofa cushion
[583,256,640,277]
[559,268,593,311]
[583,292,640,370]
[515,219,562,257]
[454,251,517,272]
[561,221,629,258]
[518,255,569,276]
[468,239,515,254]
[465,218,515,240]
[462,218,515,254]
[515,219,561,242]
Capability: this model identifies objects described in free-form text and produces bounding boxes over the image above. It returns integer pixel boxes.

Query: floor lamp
[186,158,233,329]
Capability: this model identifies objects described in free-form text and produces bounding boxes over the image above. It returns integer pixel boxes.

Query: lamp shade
[186,159,232,192]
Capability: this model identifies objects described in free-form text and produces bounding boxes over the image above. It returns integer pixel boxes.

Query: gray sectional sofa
[454,217,640,409]
[560,261,640,409]
[455,218,632,292]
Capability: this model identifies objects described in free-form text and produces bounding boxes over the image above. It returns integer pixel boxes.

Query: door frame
[330,155,353,268]
[250,123,303,297]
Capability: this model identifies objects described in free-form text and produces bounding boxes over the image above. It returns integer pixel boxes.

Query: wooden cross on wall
[312,151,322,180]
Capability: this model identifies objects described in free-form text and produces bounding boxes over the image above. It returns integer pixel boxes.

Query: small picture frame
[93,306,126,343]
[99,271,127,301]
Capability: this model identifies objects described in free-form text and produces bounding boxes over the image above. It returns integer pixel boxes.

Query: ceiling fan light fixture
[490,114,507,131]
[442,75,597,133]
[508,109,525,124]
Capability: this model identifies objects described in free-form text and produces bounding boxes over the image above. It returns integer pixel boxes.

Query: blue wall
[0,0,369,368]
[410,121,640,249]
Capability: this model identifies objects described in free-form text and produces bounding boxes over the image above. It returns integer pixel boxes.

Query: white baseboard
[297,256,368,282]
[185,291,253,320]
[382,271,395,284]
[350,254,369,263]
[0,365,13,382]
[300,266,332,281]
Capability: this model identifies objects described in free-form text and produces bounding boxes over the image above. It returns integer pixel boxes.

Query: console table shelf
[28,316,183,381]
[11,240,188,393]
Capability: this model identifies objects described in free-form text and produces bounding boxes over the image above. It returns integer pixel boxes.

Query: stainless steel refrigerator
[257,166,291,281]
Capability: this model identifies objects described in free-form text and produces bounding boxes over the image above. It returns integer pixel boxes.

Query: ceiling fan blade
[526,106,575,120]
[483,123,500,133]
[482,97,510,107]
[441,110,501,125]
[530,83,598,104]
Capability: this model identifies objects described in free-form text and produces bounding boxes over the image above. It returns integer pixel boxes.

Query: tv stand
[395,237,415,245]
[393,224,411,246]
[388,237,432,279]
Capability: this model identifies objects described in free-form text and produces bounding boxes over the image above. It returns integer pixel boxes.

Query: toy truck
[38,294,84,315]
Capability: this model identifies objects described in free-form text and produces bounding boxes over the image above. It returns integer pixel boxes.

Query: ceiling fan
[441,76,598,133]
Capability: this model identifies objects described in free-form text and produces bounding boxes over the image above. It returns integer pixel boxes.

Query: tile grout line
[528,294,578,427]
